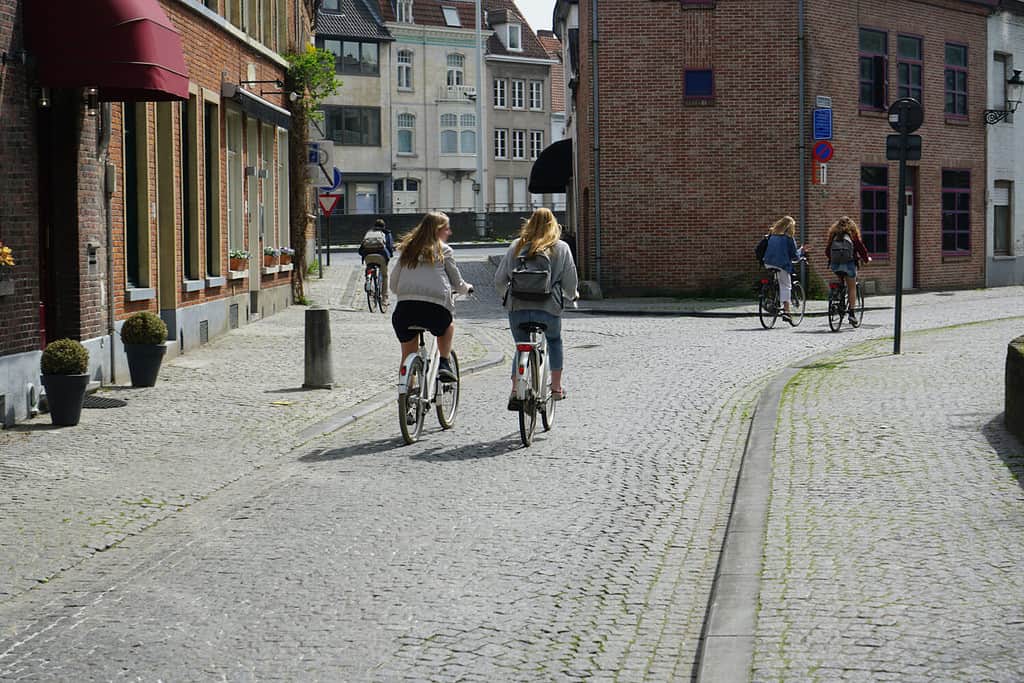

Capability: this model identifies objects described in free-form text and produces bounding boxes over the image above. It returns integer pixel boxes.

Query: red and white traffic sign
[318,194,341,217]
[812,140,834,163]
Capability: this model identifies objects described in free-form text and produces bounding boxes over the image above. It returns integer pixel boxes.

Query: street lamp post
[474,0,486,237]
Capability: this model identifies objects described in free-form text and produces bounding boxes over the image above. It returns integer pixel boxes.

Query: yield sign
[318,194,341,217]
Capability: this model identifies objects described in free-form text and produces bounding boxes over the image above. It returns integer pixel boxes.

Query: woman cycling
[824,215,871,326]
[390,212,473,383]
[762,215,807,326]
[494,207,579,407]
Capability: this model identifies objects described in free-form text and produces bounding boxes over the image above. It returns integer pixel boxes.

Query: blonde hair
[828,215,862,242]
[518,208,561,257]
[770,215,796,238]
[398,212,449,269]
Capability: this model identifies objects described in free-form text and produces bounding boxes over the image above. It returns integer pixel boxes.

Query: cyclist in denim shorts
[824,216,871,326]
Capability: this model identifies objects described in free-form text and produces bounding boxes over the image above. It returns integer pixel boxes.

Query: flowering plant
[279,246,295,256]
[263,246,280,256]
[228,249,251,260]
[0,240,14,268]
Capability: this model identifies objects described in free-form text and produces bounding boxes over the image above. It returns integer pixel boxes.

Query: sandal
[551,388,567,401]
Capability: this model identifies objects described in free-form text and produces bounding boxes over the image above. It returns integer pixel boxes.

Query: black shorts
[392,301,453,342]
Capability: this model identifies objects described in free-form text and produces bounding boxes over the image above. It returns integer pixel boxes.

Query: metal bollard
[303,306,334,389]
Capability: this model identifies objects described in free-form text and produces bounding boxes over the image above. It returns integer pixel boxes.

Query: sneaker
[781,313,793,325]
[848,312,858,327]
[406,407,418,425]
[438,358,458,383]
[507,391,522,411]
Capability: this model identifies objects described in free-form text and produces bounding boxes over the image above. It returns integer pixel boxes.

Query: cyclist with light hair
[762,215,807,326]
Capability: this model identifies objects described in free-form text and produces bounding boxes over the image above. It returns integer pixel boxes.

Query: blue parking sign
[813,109,833,140]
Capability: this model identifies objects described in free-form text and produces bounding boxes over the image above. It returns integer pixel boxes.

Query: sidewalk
[701,315,1024,681]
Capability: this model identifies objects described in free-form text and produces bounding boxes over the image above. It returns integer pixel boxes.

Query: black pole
[326,213,332,267]
[317,211,324,280]
[894,125,908,355]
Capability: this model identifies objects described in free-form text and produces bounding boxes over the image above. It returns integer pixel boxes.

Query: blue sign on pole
[813,108,833,140]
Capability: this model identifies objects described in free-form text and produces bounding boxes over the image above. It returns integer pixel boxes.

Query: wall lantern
[984,69,1024,125]
[84,87,99,117]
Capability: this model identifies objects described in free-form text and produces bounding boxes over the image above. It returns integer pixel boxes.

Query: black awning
[528,138,573,194]
[222,83,292,130]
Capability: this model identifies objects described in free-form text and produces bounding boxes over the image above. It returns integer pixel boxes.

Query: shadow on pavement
[297,436,404,462]
[409,435,522,462]
[981,414,1024,490]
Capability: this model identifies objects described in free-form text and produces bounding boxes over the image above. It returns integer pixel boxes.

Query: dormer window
[442,7,460,27]
[322,0,340,11]
[507,24,522,51]
[396,0,413,23]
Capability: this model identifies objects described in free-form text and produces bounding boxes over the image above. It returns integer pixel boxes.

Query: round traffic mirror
[888,97,923,133]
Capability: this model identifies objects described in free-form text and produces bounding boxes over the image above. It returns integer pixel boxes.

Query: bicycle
[511,322,555,447]
[758,257,806,329]
[827,277,865,332]
[397,326,459,444]
[364,263,388,313]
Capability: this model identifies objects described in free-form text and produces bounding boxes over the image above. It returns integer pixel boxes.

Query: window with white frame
[529,130,544,160]
[396,0,412,23]
[508,24,521,51]
[440,113,458,154]
[447,53,464,87]
[529,80,543,110]
[493,78,506,108]
[397,113,415,154]
[512,129,525,159]
[460,113,476,154]
[397,50,413,90]
[511,79,524,108]
[994,180,1013,256]
[494,128,508,159]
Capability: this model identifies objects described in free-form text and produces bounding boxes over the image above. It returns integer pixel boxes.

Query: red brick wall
[574,0,988,295]
[0,0,41,355]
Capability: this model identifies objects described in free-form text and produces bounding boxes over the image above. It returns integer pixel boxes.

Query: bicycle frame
[398,330,439,404]
[514,330,550,405]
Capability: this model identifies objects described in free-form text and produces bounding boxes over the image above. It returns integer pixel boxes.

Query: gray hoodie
[390,242,473,314]
[494,238,579,316]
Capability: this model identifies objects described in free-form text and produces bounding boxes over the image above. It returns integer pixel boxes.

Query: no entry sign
[812,140,834,163]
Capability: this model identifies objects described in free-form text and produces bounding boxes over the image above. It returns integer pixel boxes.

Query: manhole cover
[83,396,128,409]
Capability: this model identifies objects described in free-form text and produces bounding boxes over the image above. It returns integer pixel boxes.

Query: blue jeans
[508,310,563,372]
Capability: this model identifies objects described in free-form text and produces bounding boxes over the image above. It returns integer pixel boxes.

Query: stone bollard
[1007,335,1024,443]
[303,307,334,389]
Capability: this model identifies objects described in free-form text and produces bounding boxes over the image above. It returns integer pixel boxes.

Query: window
[277,129,289,251]
[460,113,476,153]
[324,106,381,146]
[181,96,200,281]
[897,35,922,101]
[995,53,1013,123]
[317,38,379,76]
[226,110,244,257]
[397,113,415,154]
[945,43,968,117]
[440,113,475,154]
[447,53,464,87]
[261,122,276,253]
[512,129,525,159]
[684,69,713,99]
[530,130,544,160]
[508,24,521,51]
[942,169,971,252]
[529,80,543,110]
[321,0,339,10]
[396,0,412,22]
[204,102,220,277]
[394,178,419,192]
[442,6,460,26]
[123,103,149,287]
[860,166,889,255]
[494,176,510,211]
[494,128,508,159]
[397,50,413,90]
[859,28,887,109]
[511,79,524,108]
[494,78,506,108]
[994,181,1012,256]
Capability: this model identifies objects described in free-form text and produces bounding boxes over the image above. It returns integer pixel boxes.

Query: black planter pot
[125,343,167,387]
[41,373,90,426]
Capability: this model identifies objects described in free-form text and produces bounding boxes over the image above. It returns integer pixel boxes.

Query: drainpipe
[798,0,807,254]
[100,102,116,384]
[591,0,602,285]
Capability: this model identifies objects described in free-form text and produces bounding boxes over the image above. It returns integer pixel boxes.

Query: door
[903,168,916,290]
[355,183,378,214]
[393,178,419,213]
[513,178,527,212]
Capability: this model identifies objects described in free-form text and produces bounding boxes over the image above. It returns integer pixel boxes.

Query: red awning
[26,0,189,102]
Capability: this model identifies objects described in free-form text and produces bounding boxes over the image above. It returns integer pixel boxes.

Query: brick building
[0,0,314,426]
[555,0,995,296]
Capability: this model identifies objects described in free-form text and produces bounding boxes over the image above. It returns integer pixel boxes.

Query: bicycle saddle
[408,325,430,332]
[518,322,548,333]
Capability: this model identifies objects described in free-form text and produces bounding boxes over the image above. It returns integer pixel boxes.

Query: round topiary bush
[121,311,168,346]
[41,338,89,375]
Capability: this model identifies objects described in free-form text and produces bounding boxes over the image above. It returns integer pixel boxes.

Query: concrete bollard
[1007,335,1024,443]
[303,307,334,389]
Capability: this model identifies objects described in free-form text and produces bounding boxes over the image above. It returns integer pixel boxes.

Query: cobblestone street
[0,252,1022,680]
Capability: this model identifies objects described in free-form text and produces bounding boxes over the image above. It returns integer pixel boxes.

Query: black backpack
[507,245,558,303]
[830,235,854,263]
[754,234,770,264]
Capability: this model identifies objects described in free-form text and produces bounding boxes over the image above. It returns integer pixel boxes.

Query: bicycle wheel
[789,282,806,327]
[399,357,426,444]
[376,273,389,313]
[758,284,778,329]
[540,359,555,432]
[518,351,539,446]
[827,288,844,332]
[853,283,865,327]
[436,350,460,429]
[366,273,376,313]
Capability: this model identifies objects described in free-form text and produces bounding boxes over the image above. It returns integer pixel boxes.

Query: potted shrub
[121,311,168,387]
[263,246,280,267]
[279,246,294,266]
[229,249,250,271]
[40,338,90,426]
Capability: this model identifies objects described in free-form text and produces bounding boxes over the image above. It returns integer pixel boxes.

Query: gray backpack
[507,246,557,303]
[830,234,854,264]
